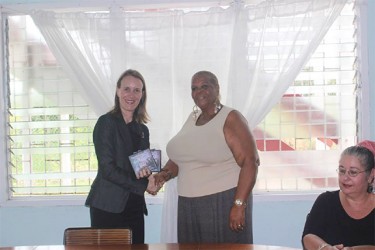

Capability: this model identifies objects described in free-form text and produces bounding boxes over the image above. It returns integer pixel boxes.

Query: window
[2,1,360,200]
[6,16,98,197]
[254,2,357,192]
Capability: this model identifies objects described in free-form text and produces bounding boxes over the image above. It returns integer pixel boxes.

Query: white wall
[0,196,315,248]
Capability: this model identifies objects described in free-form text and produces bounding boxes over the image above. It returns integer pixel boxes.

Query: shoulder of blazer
[94,112,124,137]
[97,112,123,126]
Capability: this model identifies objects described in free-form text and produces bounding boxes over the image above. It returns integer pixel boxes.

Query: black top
[85,112,150,214]
[302,190,375,246]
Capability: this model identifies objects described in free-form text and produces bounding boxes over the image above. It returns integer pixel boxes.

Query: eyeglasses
[336,168,367,177]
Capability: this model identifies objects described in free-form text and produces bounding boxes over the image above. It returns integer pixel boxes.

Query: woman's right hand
[153,159,179,186]
[146,174,162,195]
[154,171,168,186]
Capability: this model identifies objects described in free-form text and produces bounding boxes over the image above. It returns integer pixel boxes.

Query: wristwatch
[233,199,247,207]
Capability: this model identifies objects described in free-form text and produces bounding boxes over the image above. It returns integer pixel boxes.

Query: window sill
[0,191,323,207]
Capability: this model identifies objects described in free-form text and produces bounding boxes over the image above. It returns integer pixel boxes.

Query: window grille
[254,2,357,192]
[3,1,358,198]
[6,16,98,197]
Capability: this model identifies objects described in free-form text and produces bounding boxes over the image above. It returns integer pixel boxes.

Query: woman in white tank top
[150,71,260,243]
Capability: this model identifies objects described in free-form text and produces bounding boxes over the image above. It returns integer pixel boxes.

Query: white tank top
[166,106,240,197]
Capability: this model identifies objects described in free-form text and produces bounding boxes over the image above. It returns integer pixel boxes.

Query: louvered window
[2,1,360,199]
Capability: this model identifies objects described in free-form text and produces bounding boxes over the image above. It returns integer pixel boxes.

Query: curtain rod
[0,0,233,15]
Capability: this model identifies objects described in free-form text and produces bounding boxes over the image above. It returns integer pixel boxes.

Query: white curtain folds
[31,0,346,242]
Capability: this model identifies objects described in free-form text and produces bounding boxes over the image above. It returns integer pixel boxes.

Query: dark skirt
[177,187,253,243]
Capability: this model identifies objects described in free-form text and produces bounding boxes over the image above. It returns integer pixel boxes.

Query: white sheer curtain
[31,0,346,243]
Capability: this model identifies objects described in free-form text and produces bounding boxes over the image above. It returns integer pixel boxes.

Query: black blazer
[85,112,150,214]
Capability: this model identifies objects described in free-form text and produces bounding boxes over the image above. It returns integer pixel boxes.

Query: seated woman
[302,144,375,250]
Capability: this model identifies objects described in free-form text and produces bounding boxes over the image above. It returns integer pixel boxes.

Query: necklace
[196,104,223,125]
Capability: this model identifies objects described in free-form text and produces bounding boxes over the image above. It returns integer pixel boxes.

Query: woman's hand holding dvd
[137,166,152,179]
[129,148,161,179]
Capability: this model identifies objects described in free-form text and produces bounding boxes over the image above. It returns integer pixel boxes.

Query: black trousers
[90,193,145,244]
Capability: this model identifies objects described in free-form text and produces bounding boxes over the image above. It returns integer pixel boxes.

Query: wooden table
[0,244,301,250]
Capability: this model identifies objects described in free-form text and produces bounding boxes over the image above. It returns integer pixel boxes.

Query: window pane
[254,2,357,192]
[7,16,98,197]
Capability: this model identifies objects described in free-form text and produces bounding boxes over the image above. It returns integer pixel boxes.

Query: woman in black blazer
[85,69,156,244]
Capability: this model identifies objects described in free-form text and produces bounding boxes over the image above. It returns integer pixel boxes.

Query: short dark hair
[191,71,221,101]
[191,70,219,88]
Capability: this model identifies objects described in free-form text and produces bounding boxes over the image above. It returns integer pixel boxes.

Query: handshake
[137,167,172,196]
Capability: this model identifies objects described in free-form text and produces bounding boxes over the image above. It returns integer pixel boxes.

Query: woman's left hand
[229,205,246,232]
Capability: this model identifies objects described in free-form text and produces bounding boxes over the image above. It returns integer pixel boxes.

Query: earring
[368,176,375,193]
[193,105,199,120]
[214,101,222,114]
[367,184,373,193]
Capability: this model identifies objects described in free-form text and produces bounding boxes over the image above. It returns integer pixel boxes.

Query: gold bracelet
[160,168,172,180]
[317,243,329,250]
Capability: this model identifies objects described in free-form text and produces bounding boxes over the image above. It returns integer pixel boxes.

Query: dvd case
[150,149,161,171]
[129,149,161,176]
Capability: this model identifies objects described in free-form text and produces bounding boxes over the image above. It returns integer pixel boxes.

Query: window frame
[0,0,370,206]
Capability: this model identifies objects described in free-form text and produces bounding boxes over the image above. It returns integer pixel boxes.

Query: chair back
[63,227,132,245]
